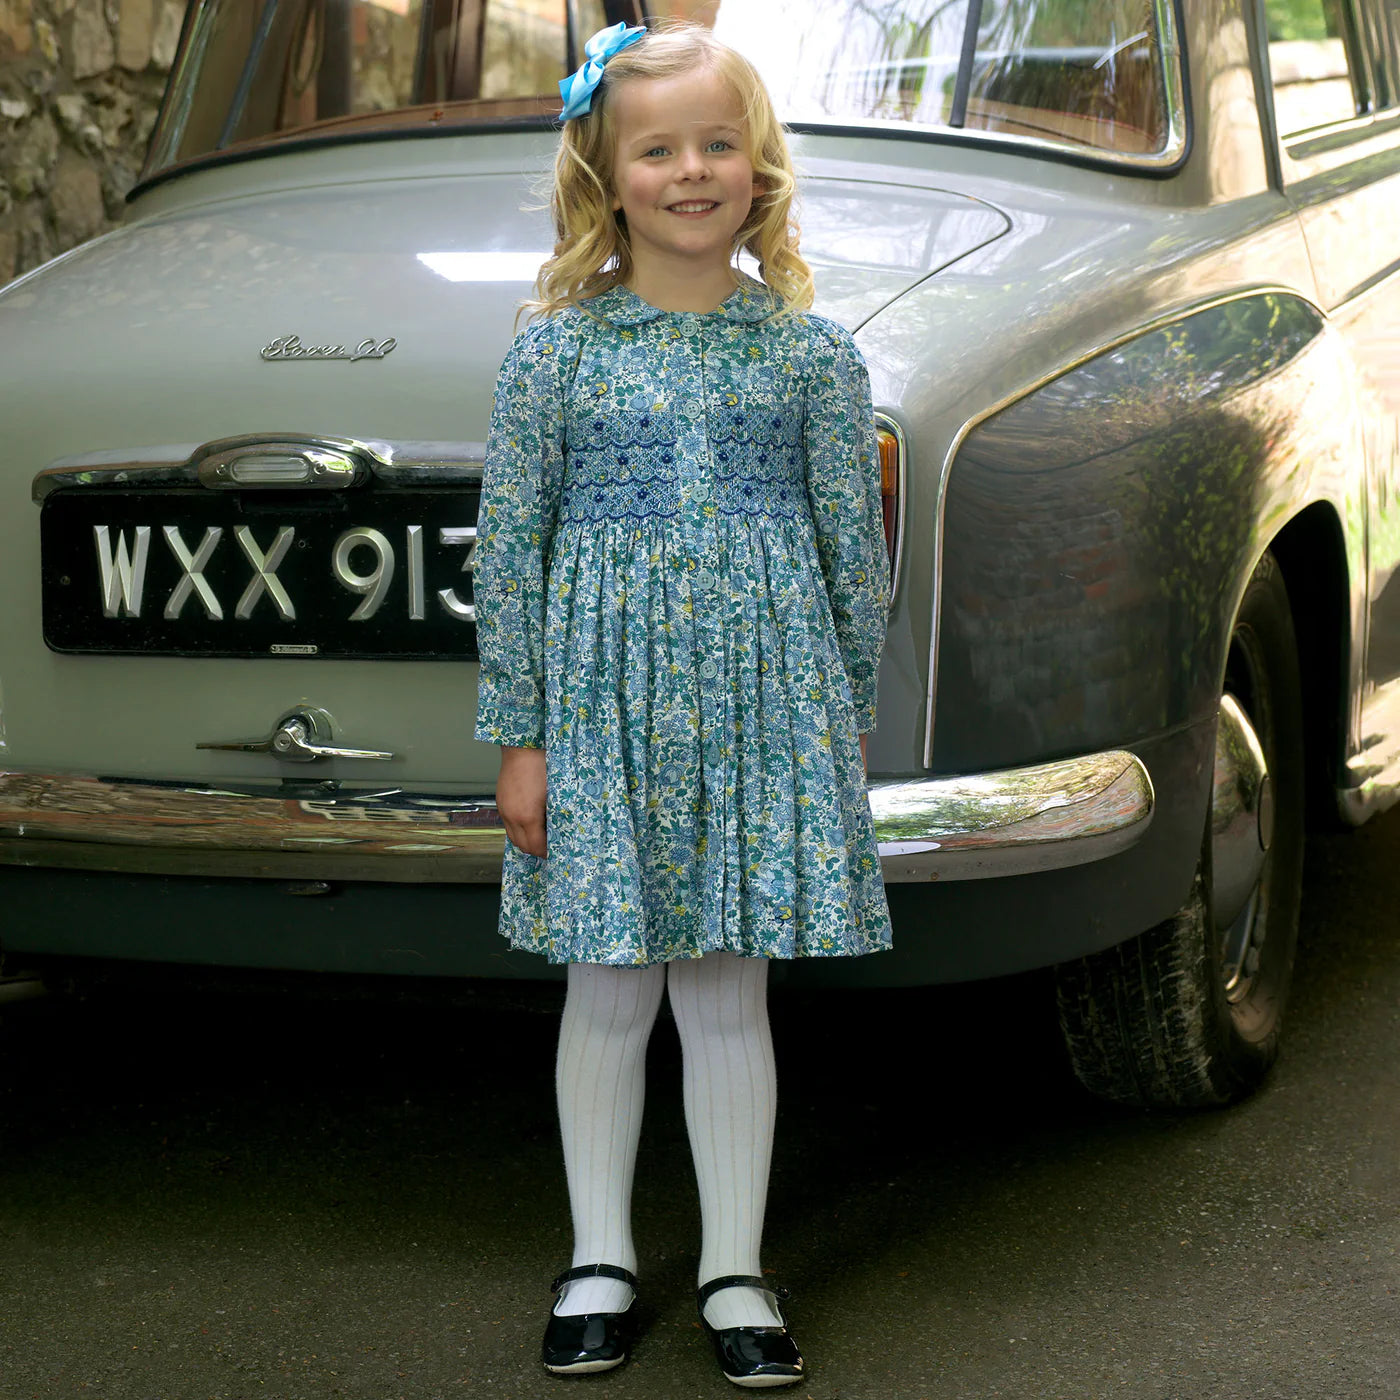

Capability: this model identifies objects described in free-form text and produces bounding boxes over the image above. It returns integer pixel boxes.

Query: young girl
[472,19,891,1387]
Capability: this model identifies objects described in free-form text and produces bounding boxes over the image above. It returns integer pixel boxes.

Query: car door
[1259,0,1400,800]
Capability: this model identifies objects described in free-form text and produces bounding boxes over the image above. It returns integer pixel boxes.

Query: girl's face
[608,68,758,286]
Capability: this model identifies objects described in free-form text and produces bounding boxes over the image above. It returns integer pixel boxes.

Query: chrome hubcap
[1212,693,1272,1000]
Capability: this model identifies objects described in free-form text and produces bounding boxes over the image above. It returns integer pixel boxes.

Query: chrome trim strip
[33,437,486,502]
[922,283,1323,768]
[1330,256,1400,316]
[874,411,907,610]
[32,443,200,500]
[1155,0,1188,170]
[0,773,506,884]
[1283,107,1400,161]
[0,750,1152,886]
[362,440,486,488]
[871,749,1153,880]
[196,440,370,490]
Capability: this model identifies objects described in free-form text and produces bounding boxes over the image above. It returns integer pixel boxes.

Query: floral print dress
[472,277,892,965]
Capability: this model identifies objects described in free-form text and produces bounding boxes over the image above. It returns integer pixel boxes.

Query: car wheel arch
[1249,502,1352,832]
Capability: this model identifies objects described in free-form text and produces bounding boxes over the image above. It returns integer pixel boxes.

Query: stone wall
[0,0,188,288]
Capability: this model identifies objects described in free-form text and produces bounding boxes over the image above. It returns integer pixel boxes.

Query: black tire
[1054,551,1305,1108]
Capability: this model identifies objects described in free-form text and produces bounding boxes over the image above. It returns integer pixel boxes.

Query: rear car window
[144,0,1185,182]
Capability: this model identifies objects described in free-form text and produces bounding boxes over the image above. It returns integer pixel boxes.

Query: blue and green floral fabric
[473,277,892,965]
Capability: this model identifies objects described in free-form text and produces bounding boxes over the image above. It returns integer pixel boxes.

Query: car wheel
[1054,551,1304,1108]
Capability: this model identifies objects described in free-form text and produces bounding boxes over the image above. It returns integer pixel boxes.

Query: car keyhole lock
[271,714,322,761]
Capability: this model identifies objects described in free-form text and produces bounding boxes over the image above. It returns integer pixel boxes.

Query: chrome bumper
[872,750,1152,879]
[0,751,1151,885]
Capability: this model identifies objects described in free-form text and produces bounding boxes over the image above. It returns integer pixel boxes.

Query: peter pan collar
[583,275,780,325]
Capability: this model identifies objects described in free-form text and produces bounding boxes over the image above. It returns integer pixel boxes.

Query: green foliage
[1265,0,1334,42]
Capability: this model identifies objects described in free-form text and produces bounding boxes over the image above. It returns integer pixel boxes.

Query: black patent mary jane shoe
[697,1274,804,1389]
[542,1264,638,1376]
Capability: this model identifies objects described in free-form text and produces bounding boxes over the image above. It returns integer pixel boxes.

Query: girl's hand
[498,746,548,858]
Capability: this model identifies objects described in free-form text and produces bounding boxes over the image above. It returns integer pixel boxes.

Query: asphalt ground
[1,810,1399,1400]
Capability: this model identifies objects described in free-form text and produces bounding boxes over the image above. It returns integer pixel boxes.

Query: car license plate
[41,487,481,660]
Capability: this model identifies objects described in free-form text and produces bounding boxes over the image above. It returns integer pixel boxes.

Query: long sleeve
[802,320,889,732]
[472,319,569,748]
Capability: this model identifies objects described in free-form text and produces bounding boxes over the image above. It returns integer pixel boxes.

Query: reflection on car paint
[934,292,1349,771]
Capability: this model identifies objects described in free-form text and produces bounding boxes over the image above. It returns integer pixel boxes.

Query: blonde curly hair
[526,22,813,320]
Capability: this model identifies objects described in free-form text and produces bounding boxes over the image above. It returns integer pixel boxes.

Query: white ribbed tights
[552,951,784,1329]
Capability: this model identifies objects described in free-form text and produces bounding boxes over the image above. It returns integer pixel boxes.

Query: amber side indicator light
[876,424,901,571]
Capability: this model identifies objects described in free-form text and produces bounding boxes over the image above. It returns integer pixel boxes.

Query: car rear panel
[0,134,1007,790]
[0,169,541,788]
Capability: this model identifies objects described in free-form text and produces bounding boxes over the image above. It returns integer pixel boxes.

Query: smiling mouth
[667,201,719,214]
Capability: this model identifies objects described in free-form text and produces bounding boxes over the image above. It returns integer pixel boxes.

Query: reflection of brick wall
[0,0,187,288]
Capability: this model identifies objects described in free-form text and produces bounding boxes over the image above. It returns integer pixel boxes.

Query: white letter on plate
[437,526,478,621]
[234,525,297,621]
[406,525,425,620]
[332,527,395,621]
[93,525,151,618]
[163,525,224,620]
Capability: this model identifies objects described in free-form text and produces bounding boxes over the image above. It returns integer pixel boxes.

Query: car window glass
[146,0,574,172]
[146,0,1181,180]
[1359,0,1398,108]
[668,0,1171,156]
[1265,0,1363,134]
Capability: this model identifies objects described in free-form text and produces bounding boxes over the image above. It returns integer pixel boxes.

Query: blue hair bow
[558,22,647,121]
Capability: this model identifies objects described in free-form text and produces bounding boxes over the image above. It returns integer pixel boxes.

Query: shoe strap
[696,1273,792,1311]
[550,1263,639,1295]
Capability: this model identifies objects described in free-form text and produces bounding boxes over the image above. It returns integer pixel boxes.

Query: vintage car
[1,0,1397,1109]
